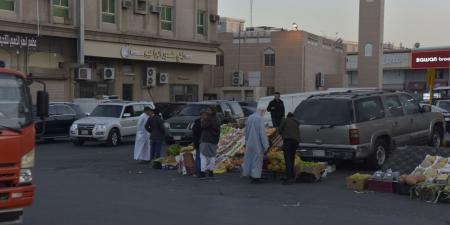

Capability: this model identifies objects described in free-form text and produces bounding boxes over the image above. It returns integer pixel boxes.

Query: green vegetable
[166,144,181,156]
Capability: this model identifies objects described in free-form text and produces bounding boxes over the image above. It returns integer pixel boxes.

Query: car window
[133,104,144,117]
[229,102,244,117]
[179,104,209,116]
[384,95,404,117]
[400,94,420,115]
[49,105,57,115]
[437,101,450,112]
[123,106,134,117]
[355,97,385,123]
[221,103,232,114]
[56,105,76,115]
[294,99,353,125]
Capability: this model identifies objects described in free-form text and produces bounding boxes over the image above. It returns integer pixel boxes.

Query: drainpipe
[78,0,85,66]
[36,0,40,37]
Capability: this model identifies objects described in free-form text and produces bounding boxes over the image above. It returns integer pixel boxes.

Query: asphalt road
[23,141,450,225]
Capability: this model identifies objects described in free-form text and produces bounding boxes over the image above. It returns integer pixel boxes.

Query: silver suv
[70,101,154,146]
[294,90,445,168]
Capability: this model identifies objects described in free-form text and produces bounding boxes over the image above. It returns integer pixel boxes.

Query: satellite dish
[414,43,421,49]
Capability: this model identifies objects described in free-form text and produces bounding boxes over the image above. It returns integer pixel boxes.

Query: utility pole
[250,0,253,27]
[78,0,85,66]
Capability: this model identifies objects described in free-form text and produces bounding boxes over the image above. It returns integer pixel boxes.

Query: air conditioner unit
[149,4,162,14]
[231,71,244,86]
[76,68,92,80]
[145,67,157,87]
[103,68,115,80]
[210,14,220,23]
[158,72,169,84]
[134,0,147,14]
[122,0,132,9]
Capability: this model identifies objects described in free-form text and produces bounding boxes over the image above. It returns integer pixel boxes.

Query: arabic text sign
[0,34,37,48]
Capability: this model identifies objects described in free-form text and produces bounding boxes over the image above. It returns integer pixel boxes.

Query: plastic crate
[367,179,395,193]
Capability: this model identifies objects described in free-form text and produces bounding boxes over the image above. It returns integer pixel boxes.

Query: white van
[257,88,376,126]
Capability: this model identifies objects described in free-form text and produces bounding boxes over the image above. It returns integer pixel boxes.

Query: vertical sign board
[411,50,450,103]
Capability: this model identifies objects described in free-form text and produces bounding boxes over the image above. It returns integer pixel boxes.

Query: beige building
[204,26,347,101]
[0,0,219,103]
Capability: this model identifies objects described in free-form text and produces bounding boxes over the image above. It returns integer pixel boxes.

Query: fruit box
[367,179,395,193]
[346,177,368,191]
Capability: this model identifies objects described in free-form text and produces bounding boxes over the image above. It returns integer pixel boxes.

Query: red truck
[0,62,48,223]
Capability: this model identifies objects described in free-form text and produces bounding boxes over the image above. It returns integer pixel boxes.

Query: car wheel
[107,129,121,147]
[73,140,85,146]
[429,126,443,148]
[367,139,388,169]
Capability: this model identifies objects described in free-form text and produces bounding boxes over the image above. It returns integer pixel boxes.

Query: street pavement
[23,141,450,225]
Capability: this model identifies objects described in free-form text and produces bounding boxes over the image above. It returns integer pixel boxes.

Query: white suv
[70,101,154,146]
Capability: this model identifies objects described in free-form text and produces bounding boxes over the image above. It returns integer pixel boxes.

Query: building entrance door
[122,84,133,101]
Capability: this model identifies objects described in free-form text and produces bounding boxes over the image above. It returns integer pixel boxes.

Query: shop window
[264,48,275,67]
[0,0,14,11]
[197,10,206,34]
[160,6,173,31]
[170,85,198,102]
[102,0,116,24]
[52,0,69,19]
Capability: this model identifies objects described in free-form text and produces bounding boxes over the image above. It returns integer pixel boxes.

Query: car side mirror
[123,113,132,118]
[36,91,49,118]
[421,105,431,113]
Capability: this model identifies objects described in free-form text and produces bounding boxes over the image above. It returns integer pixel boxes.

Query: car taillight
[349,129,359,145]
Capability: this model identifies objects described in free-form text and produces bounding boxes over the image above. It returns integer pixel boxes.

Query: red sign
[411,50,450,69]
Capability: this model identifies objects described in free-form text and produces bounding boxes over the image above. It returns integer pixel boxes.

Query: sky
[218,0,450,48]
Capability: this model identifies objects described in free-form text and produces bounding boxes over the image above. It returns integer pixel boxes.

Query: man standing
[199,107,221,178]
[278,112,300,185]
[267,92,285,128]
[145,109,166,161]
[134,107,152,163]
[243,108,270,184]
[192,111,208,177]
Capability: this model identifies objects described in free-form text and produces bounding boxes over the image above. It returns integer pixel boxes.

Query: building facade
[0,0,219,103]
[347,47,450,99]
[204,26,347,101]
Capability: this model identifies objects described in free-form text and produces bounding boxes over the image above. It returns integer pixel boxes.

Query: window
[170,85,198,102]
[355,97,385,123]
[53,0,69,18]
[294,99,353,126]
[264,48,275,67]
[197,11,206,34]
[0,0,14,11]
[133,105,144,117]
[385,95,404,117]
[400,94,420,115]
[216,54,224,67]
[160,6,173,31]
[102,0,115,23]
[364,43,373,57]
[56,105,76,115]
[123,106,134,117]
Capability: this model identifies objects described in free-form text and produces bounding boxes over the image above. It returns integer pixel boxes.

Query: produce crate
[367,179,395,193]
[346,177,368,191]
[395,182,413,196]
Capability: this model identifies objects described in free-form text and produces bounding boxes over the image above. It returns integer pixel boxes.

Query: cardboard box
[347,177,368,191]
[367,179,395,193]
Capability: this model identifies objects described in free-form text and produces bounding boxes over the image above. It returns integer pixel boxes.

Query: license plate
[81,130,89,135]
[312,150,326,157]
[173,136,181,141]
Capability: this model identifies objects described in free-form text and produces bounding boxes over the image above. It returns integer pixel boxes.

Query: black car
[154,102,187,120]
[35,103,86,140]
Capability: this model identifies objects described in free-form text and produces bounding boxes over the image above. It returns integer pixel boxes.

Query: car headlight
[164,122,170,129]
[70,124,78,131]
[19,169,32,184]
[21,149,35,169]
[95,124,107,131]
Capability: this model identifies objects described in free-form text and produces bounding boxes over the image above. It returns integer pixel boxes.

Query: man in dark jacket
[267,92,285,128]
[199,106,221,178]
[278,112,300,185]
[192,111,208,177]
[145,109,166,161]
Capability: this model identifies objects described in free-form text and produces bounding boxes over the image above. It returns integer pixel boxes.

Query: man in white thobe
[134,107,152,162]
[243,108,270,183]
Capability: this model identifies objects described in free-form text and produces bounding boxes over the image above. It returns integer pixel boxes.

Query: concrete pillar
[357,0,385,88]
